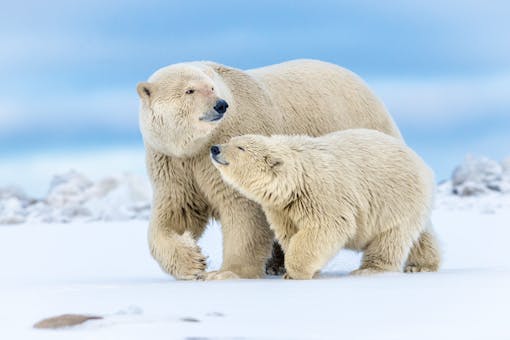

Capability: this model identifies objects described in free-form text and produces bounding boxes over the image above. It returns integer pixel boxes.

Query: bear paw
[350,268,387,276]
[283,273,294,280]
[170,232,207,280]
[174,250,207,280]
[200,270,240,281]
[404,264,438,273]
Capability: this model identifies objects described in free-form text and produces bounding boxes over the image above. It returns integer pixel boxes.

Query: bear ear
[137,82,153,101]
[264,155,283,169]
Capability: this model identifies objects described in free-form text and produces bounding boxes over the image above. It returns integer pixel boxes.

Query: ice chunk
[451,155,503,196]
[0,171,151,224]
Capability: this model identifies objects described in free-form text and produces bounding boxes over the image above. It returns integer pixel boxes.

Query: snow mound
[436,155,510,213]
[0,171,151,225]
[451,155,510,195]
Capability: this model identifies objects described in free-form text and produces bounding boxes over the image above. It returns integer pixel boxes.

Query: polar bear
[137,59,405,280]
[210,130,441,279]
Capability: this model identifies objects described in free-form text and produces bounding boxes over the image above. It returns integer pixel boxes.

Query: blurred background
[1,0,509,196]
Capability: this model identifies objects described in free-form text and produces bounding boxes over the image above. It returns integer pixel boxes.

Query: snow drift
[0,171,151,224]
[436,155,510,213]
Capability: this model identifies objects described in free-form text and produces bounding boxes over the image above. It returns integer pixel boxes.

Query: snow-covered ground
[1,211,509,339]
[1,155,510,339]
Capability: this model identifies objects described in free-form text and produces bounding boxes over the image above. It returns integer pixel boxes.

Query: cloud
[1,0,510,76]
[0,88,139,137]
[0,0,509,159]
[0,99,25,130]
[370,74,510,128]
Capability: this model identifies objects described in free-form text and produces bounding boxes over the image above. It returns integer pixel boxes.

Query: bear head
[210,134,300,206]
[137,62,233,158]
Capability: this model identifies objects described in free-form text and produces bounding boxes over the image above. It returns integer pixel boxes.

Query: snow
[1,154,510,339]
[450,155,510,196]
[1,212,509,339]
[0,171,151,224]
[436,155,510,213]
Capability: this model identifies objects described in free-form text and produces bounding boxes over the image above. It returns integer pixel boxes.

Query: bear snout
[213,99,229,114]
[210,145,229,165]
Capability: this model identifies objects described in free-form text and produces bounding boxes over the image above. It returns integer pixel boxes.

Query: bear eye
[185,89,195,95]
[211,87,215,91]
[237,146,245,151]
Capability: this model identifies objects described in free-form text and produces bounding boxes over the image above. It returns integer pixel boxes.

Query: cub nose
[213,99,229,114]
[210,145,221,156]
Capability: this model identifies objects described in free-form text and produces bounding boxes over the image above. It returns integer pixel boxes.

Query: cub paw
[350,268,386,276]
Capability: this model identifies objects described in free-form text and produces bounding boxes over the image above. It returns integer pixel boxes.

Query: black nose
[213,99,228,114]
[210,145,221,156]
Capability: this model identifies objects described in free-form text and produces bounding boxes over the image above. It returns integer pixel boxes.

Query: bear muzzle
[213,99,229,114]
[210,145,229,165]
[199,99,229,122]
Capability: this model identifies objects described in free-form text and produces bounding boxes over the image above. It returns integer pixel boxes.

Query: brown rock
[34,314,103,329]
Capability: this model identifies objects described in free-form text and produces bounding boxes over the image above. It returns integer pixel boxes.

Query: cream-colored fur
[138,59,404,280]
[212,130,441,279]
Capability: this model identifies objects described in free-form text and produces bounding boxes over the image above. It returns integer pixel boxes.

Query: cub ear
[137,82,153,101]
[264,154,283,169]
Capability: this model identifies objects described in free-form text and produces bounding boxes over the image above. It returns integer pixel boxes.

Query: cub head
[137,62,233,157]
[210,134,299,206]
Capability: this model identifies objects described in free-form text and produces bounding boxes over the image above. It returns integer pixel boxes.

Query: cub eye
[185,89,195,95]
[237,146,245,151]
[211,87,215,91]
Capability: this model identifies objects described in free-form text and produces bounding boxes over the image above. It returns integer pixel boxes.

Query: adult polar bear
[137,59,410,280]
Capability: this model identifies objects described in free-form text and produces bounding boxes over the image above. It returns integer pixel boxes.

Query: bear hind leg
[352,227,417,276]
[265,241,286,276]
[404,225,441,273]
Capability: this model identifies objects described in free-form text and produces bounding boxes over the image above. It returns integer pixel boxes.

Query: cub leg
[284,222,350,280]
[352,227,419,276]
[404,221,441,273]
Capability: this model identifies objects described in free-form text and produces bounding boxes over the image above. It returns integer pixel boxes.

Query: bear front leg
[285,225,349,280]
[148,191,210,280]
[146,148,210,280]
[204,199,273,280]
[149,223,206,280]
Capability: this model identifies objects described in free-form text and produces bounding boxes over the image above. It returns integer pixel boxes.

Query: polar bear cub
[210,129,440,279]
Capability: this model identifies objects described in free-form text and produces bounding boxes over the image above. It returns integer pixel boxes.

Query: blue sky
[0,0,509,179]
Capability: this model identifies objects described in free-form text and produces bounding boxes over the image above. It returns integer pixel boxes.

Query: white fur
[213,130,441,279]
[137,60,405,280]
